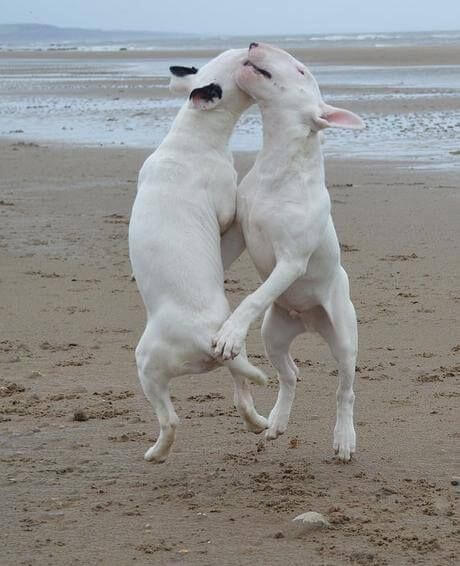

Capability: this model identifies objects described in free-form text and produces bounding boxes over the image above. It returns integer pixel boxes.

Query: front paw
[265,407,288,440]
[212,319,246,361]
[333,422,356,462]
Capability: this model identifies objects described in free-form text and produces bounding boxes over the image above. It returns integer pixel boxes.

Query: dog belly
[275,279,326,313]
[249,252,326,313]
[245,213,340,315]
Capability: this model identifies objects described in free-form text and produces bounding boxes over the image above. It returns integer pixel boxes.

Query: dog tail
[224,355,267,386]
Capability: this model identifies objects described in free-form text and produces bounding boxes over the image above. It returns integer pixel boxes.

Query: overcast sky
[2,0,460,35]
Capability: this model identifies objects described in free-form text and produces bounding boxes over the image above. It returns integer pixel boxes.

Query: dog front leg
[212,258,307,360]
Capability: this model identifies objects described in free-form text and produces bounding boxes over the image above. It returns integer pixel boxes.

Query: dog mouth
[243,60,272,79]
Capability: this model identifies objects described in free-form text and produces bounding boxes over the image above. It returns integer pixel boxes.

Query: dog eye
[297,68,305,76]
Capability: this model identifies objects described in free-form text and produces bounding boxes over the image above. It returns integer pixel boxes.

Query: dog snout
[249,42,259,50]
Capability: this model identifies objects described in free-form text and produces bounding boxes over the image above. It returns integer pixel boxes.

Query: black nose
[249,42,259,50]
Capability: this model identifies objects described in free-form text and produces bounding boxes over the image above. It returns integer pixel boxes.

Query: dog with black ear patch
[169,65,198,77]
[168,65,198,93]
[129,49,268,464]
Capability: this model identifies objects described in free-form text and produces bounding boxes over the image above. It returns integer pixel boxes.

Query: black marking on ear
[169,65,198,77]
[189,82,223,103]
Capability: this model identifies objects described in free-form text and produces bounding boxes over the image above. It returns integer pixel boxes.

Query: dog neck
[169,104,243,151]
[257,104,324,177]
[256,107,327,193]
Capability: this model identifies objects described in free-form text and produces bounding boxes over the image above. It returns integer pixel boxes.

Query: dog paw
[245,414,269,434]
[265,418,288,440]
[144,446,168,463]
[265,426,285,441]
[212,319,246,360]
[333,422,356,462]
[265,405,287,439]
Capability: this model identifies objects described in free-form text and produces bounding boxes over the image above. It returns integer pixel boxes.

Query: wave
[430,32,460,39]
[309,33,404,42]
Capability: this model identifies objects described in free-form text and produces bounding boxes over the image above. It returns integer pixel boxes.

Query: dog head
[236,42,364,133]
[169,49,252,114]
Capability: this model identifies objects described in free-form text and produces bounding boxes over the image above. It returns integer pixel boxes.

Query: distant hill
[0,23,195,45]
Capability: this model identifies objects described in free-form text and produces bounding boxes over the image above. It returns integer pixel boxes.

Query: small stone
[28,371,42,379]
[434,498,452,515]
[290,511,330,537]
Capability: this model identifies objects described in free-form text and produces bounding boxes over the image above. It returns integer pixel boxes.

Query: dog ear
[312,103,364,131]
[169,65,199,95]
[170,66,198,77]
[189,82,223,110]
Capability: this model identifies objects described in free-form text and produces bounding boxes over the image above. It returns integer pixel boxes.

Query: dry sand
[1,138,459,565]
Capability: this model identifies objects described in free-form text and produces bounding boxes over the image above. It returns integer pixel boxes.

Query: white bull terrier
[129,49,268,463]
[212,43,364,461]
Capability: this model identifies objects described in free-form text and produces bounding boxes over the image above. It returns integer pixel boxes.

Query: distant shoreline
[1,44,460,66]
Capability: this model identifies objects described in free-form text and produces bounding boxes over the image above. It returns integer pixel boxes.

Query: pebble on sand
[28,371,43,379]
[290,511,330,536]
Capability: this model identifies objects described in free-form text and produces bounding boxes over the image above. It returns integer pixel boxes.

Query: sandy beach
[1,43,459,565]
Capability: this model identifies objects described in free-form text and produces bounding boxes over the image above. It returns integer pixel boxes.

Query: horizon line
[2,22,460,38]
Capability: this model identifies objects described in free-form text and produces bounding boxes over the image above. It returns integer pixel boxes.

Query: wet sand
[1,138,459,565]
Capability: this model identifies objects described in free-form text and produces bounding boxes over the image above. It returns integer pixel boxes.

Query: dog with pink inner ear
[212,42,364,461]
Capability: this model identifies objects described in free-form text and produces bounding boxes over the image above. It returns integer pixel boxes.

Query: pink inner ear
[321,105,364,130]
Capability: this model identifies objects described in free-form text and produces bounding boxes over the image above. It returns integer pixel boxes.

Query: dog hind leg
[262,303,305,440]
[135,325,179,463]
[227,344,268,433]
[224,351,267,386]
[310,268,358,462]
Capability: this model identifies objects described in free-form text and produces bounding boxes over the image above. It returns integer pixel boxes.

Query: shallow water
[0,53,459,169]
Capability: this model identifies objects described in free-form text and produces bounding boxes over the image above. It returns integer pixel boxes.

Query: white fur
[129,49,268,463]
[212,43,364,461]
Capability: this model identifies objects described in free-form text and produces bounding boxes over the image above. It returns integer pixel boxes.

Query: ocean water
[5,29,460,51]
[0,31,460,169]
